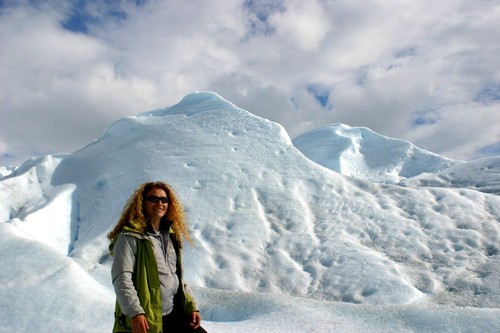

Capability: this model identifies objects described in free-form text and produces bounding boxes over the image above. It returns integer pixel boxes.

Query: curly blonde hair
[107,181,192,246]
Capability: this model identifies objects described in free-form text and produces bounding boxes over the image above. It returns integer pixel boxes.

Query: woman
[108,181,206,333]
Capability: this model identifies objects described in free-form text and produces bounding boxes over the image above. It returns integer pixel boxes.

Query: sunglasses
[145,196,169,204]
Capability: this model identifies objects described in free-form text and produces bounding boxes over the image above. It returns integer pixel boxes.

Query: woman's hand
[131,314,149,333]
[189,311,202,329]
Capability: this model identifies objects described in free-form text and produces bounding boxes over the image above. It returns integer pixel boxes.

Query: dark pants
[162,310,207,333]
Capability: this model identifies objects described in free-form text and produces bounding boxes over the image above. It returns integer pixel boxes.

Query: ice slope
[0,222,114,332]
[1,91,500,332]
[292,124,500,194]
[400,156,500,194]
[293,124,459,183]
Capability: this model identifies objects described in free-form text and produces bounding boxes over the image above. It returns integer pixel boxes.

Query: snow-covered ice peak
[293,124,459,183]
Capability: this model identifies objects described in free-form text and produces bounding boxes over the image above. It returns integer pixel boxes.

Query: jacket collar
[109,219,175,254]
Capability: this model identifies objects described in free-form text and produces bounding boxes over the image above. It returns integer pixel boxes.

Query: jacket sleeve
[111,234,145,318]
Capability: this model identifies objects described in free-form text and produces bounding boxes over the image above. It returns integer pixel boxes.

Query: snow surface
[1,91,499,332]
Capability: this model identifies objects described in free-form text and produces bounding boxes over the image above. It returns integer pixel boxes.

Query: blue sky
[61,0,140,33]
[1,0,499,165]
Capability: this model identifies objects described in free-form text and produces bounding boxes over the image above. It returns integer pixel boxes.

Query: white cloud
[268,0,330,51]
[406,103,500,160]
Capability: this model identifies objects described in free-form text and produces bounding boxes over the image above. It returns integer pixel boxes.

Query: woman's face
[143,187,169,222]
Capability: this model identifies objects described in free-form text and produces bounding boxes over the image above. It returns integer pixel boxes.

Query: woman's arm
[111,234,145,318]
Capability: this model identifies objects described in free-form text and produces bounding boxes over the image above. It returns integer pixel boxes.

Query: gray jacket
[111,227,180,317]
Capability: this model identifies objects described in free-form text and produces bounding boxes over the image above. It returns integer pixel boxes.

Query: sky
[1,92,499,332]
[1,0,500,166]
